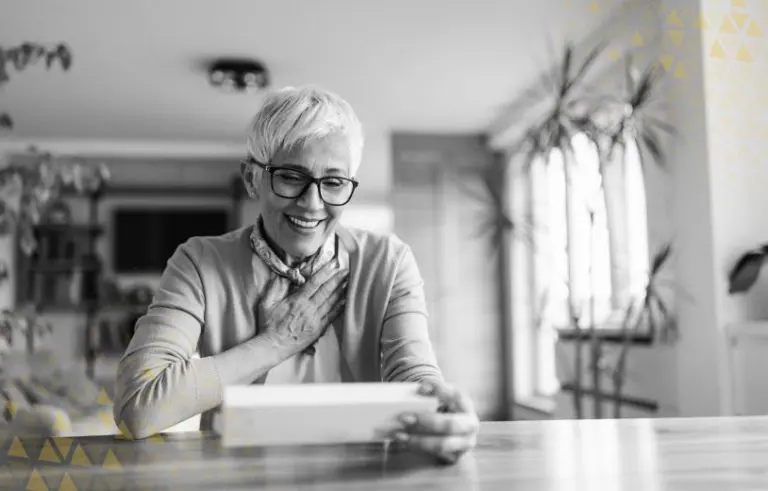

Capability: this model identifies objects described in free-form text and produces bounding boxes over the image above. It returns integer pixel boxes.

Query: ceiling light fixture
[208,58,269,92]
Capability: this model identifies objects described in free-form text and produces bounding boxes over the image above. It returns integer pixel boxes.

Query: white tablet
[219,382,439,447]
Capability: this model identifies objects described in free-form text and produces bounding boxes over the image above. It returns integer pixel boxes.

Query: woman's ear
[241,162,261,199]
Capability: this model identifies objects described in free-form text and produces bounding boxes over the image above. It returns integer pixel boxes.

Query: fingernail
[400,414,417,426]
[394,432,409,442]
[419,383,434,395]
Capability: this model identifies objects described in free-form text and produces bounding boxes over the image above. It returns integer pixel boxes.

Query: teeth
[287,216,322,229]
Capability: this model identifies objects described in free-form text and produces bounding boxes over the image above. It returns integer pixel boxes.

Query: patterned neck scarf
[249,217,338,355]
[249,217,337,286]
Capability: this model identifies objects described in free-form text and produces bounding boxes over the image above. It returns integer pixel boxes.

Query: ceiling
[2,0,617,150]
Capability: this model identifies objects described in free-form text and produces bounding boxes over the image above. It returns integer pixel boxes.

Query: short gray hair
[245,85,364,176]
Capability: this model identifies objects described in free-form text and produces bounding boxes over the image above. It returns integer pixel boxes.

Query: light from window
[534,133,614,329]
[624,139,650,299]
[521,133,650,398]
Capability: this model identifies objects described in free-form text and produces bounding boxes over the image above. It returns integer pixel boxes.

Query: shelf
[28,260,101,273]
[35,223,104,235]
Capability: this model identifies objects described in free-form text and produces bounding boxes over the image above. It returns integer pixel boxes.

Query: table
[2,416,768,490]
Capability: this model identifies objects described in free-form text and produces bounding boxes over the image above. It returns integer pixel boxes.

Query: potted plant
[1,42,112,436]
[463,39,678,419]
[728,244,768,294]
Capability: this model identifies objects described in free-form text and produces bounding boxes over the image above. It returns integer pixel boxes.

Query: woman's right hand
[258,261,348,353]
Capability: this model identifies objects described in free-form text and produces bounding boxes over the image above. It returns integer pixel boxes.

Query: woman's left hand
[394,381,479,465]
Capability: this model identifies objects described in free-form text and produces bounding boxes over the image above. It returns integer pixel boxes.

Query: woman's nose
[296,182,324,210]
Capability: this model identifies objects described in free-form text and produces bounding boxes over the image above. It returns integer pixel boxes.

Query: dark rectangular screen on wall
[113,208,230,273]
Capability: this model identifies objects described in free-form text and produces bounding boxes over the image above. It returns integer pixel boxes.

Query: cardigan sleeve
[380,243,444,384]
[113,240,222,439]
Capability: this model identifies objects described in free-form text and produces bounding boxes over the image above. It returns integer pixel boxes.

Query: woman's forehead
[275,134,352,174]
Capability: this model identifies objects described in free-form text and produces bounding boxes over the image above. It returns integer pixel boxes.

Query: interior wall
[391,132,506,420]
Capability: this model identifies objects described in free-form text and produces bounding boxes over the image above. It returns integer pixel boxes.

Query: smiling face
[255,132,354,265]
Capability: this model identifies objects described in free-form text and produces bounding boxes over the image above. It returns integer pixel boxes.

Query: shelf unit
[15,175,248,378]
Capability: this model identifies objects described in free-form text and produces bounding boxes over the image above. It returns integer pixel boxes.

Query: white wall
[658,0,768,417]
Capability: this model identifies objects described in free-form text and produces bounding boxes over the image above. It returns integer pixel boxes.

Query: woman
[113,85,479,465]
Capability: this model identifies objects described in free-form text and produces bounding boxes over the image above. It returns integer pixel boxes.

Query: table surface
[3,415,768,490]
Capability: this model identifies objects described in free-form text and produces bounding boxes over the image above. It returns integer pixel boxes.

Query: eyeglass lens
[271,169,355,205]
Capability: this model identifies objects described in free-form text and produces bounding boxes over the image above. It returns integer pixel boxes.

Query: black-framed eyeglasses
[243,158,359,206]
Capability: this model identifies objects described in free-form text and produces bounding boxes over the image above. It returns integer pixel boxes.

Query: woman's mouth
[285,214,325,231]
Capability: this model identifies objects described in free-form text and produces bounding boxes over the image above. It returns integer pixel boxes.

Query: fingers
[308,270,348,305]
[418,381,476,415]
[393,432,476,465]
[399,412,479,437]
[302,260,347,297]
[320,294,347,325]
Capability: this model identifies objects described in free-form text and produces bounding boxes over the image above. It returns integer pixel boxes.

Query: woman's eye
[324,179,344,188]
[282,173,305,182]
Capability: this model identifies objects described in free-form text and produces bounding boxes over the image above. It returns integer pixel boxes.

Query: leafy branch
[0,42,74,130]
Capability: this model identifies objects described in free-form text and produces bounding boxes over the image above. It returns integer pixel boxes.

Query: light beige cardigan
[113,225,443,439]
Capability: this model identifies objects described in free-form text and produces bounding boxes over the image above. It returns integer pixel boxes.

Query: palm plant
[517,42,606,419]
[455,42,607,419]
[610,242,673,418]
[462,39,677,419]
[599,54,675,168]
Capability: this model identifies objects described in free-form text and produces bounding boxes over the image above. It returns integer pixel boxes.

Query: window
[513,133,649,399]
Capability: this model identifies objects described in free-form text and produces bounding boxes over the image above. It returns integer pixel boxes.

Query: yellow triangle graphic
[732,12,749,29]
[667,10,684,27]
[747,20,764,37]
[6,400,19,418]
[732,0,746,8]
[97,389,111,405]
[52,438,73,458]
[9,436,28,459]
[116,420,134,440]
[39,440,61,463]
[710,40,727,58]
[721,16,738,33]
[590,0,600,13]
[102,449,121,469]
[659,54,674,71]
[58,473,78,491]
[674,62,687,78]
[52,413,69,434]
[26,469,48,490]
[632,31,644,46]
[146,433,164,444]
[668,30,684,47]
[694,13,710,29]
[98,411,114,429]
[608,48,621,61]
[736,44,753,62]
[70,446,91,466]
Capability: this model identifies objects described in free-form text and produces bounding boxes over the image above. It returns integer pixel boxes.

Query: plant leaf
[0,113,12,130]
[565,41,607,97]
[641,127,664,167]
[650,243,672,276]
[644,115,677,136]
[728,246,768,293]
[57,44,73,70]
